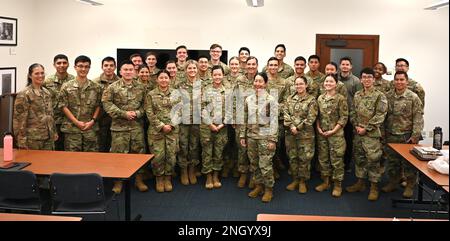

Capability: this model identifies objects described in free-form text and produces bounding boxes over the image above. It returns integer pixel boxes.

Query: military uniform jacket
[102,78,146,131]
[389,79,425,109]
[284,93,318,140]
[318,78,348,99]
[208,61,230,76]
[145,87,181,136]
[43,73,75,124]
[350,88,388,138]
[240,91,279,142]
[58,79,102,133]
[201,84,228,125]
[267,76,289,120]
[317,93,348,137]
[148,67,161,90]
[93,73,120,126]
[286,74,319,98]
[230,74,255,125]
[263,63,295,79]
[175,79,204,125]
[305,71,325,84]
[13,85,56,147]
[374,78,390,94]
[223,73,241,90]
[385,89,423,139]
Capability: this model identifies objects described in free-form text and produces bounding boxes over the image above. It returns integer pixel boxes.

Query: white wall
[2,0,449,142]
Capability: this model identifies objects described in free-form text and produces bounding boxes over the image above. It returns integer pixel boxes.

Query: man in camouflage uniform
[200,66,228,189]
[346,68,387,201]
[102,60,147,194]
[382,71,424,198]
[208,43,230,76]
[14,64,56,150]
[266,57,290,179]
[59,56,101,152]
[305,55,325,85]
[262,44,295,79]
[285,56,319,98]
[393,58,425,109]
[176,45,188,80]
[93,57,120,152]
[43,54,75,150]
[145,52,160,90]
[198,56,212,83]
[233,57,258,188]
[240,72,279,203]
[284,76,318,194]
[145,70,181,193]
[339,57,363,173]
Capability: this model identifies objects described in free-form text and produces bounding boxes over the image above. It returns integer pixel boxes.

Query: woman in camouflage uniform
[13,63,57,150]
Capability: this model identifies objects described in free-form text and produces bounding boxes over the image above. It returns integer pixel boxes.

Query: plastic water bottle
[3,133,13,162]
[433,127,443,150]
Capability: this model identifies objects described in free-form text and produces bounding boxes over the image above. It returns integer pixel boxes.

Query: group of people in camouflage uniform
[12,43,424,203]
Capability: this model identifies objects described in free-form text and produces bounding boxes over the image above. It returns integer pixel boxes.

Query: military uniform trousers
[317,134,346,181]
[64,130,98,152]
[353,134,383,183]
[148,131,178,176]
[247,138,276,188]
[26,138,55,151]
[235,126,249,174]
[178,124,200,168]
[384,133,416,179]
[200,126,228,174]
[285,132,315,180]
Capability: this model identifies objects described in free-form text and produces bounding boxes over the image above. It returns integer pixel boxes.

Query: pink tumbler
[3,134,13,162]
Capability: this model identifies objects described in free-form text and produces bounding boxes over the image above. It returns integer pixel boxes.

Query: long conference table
[1,149,153,221]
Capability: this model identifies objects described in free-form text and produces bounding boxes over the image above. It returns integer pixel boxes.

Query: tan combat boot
[248,184,263,198]
[315,176,330,192]
[402,176,416,198]
[213,171,222,188]
[346,178,366,193]
[248,176,255,189]
[188,164,197,184]
[135,173,149,192]
[298,178,307,194]
[237,173,247,188]
[232,166,240,178]
[112,180,123,194]
[262,187,273,203]
[180,167,189,185]
[164,175,173,192]
[368,182,379,201]
[155,176,164,193]
[221,166,230,178]
[286,179,299,191]
[332,180,342,198]
[381,175,401,193]
[205,173,213,189]
[195,165,202,177]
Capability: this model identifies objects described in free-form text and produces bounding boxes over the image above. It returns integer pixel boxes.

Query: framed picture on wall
[0,16,17,46]
[0,67,16,95]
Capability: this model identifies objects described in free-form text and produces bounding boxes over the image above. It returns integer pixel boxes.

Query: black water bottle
[433,127,443,150]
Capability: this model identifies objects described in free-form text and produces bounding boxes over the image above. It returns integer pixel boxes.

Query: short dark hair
[295,76,308,85]
[53,54,68,63]
[246,56,258,65]
[267,56,279,65]
[165,59,177,68]
[74,55,91,66]
[239,47,250,55]
[211,65,224,74]
[324,73,338,83]
[145,52,157,59]
[137,64,149,73]
[326,61,338,70]
[198,55,209,61]
[340,56,352,64]
[395,58,409,67]
[176,45,187,52]
[101,56,116,66]
[274,44,286,52]
[394,71,409,80]
[308,55,320,62]
[294,56,307,63]
[157,69,171,78]
[129,53,142,61]
[374,62,387,73]
[120,60,135,69]
[256,72,268,83]
[210,43,222,50]
[360,67,375,77]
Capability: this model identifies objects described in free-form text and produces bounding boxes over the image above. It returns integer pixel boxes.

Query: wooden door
[316,34,379,77]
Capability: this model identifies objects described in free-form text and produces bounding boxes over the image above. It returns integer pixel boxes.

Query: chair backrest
[0,170,39,199]
[50,173,105,204]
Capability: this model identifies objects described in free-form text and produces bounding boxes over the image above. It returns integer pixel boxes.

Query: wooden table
[257,214,445,221]
[0,213,82,221]
[387,144,448,212]
[1,149,153,221]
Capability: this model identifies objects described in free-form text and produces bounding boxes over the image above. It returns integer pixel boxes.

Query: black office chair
[49,173,120,221]
[0,170,43,213]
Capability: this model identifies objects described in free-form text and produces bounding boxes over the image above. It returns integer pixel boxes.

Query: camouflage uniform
[145,87,181,176]
[93,73,120,152]
[305,71,325,86]
[58,79,102,152]
[390,79,425,111]
[208,61,230,76]
[240,91,279,188]
[43,73,75,150]
[176,79,203,168]
[384,89,423,179]
[13,85,56,150]
[350,88,387,183]
[286,74,319,98]
[318,77,348,99]
[102,79,146,156]
[374,78,391,94]
[317,93,348,181]
[200,84,228,174]
[176,62,187,80]
[284,93,318,180]
[263,62,295,79]
[148,67,161,91]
